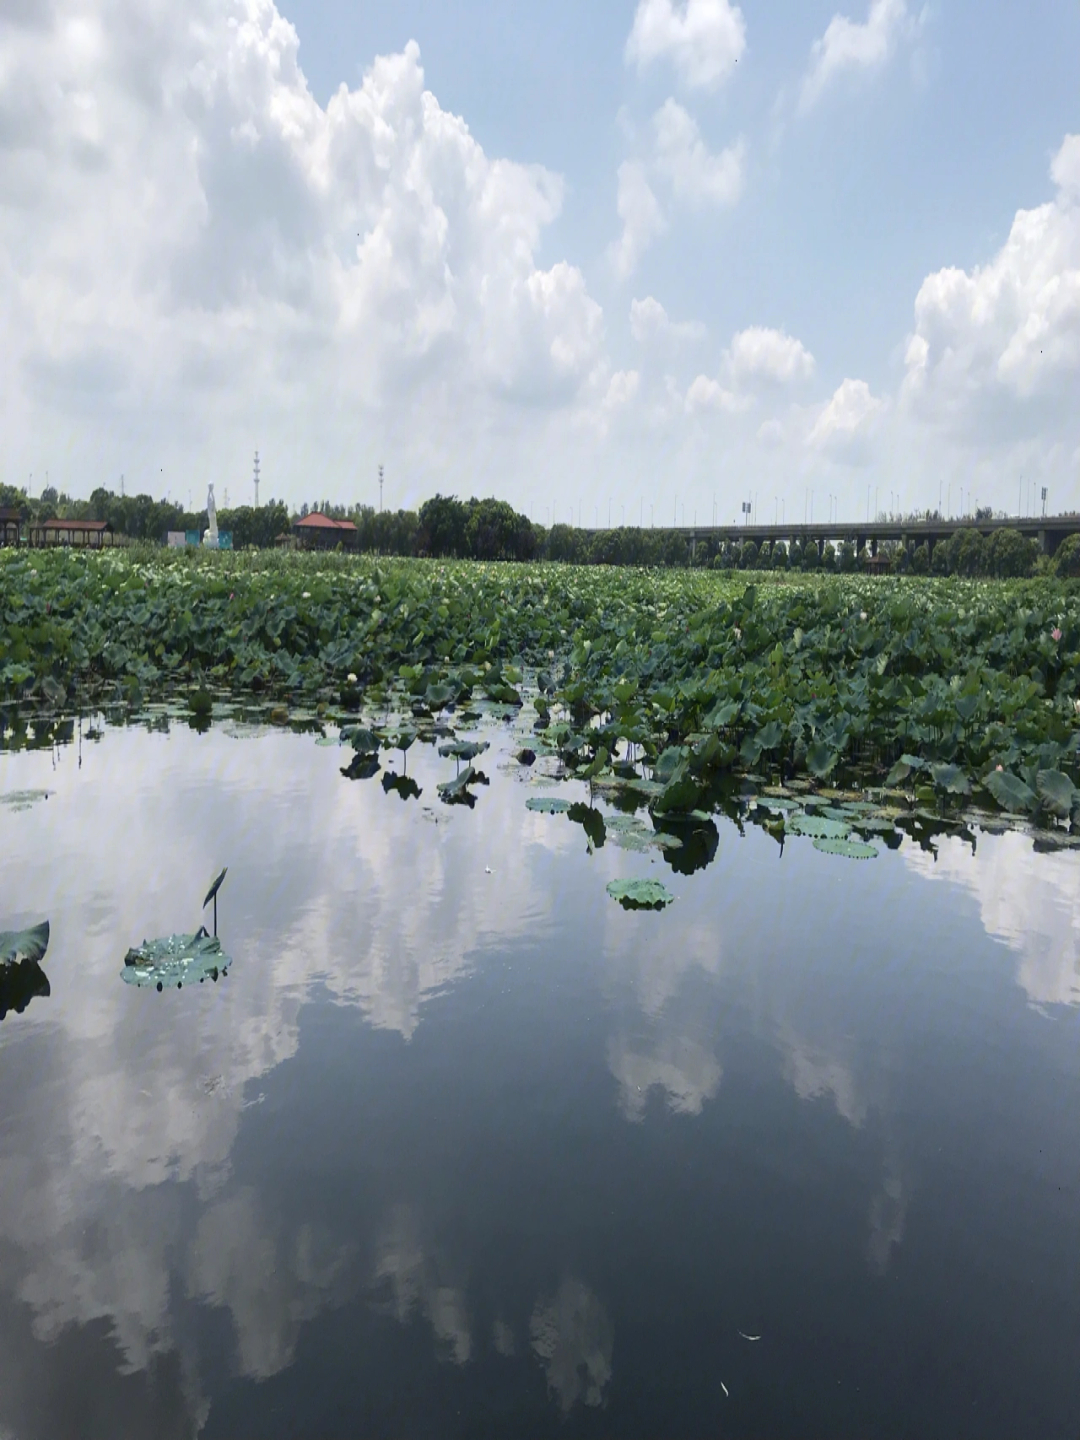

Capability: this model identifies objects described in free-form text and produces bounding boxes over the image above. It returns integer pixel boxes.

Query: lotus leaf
[813,837,879,859]
[437,765,476,800]
[787,815,851,839]
[122,930,229,989]
[984,769,1038,813]
[0,921,50,969]
[526,796,572,813]
[1036,769,1078,818]
[806,742,839,779]
[930,763,971,795]
[424,682,456,709]
[606,879,674,911]
[342,726,379,755]
[438,739,489,760]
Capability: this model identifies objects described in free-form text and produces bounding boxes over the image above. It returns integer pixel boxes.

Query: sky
[1,0,1078,524]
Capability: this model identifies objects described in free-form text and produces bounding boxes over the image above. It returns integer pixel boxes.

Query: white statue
[204,484,219,548]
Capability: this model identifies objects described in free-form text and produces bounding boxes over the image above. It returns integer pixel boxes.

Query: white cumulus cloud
[0,0,606,496]
[630,296,707,344]
[808,378,885,461]
[902,134,1080,432]
[652,99,745,207]
[685,374,745,413]
[609,161,667,279]
[800,0,923,112]
[727,326,815,383]
[625,0,747,90]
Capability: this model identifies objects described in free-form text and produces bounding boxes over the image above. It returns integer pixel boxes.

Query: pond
[1,709,1079,1438]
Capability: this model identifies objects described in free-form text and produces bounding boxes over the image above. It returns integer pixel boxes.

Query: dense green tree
[986,528,1036,578]
[912,542,930,574]
[1054,533,1080,578]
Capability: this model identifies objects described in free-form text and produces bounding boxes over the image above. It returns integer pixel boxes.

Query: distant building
[28,518,118,548]
[0,507,21,546]
[292,513,359,551]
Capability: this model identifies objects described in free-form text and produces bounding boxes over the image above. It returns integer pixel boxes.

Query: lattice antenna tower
[253,450,260,508]
[379,464,384,514]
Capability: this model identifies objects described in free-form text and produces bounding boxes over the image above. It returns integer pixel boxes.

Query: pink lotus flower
[1051,627,1062,642]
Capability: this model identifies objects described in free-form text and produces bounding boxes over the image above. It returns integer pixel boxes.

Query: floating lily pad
[122,931,230,990]
[526,795,573,813]
[606,879,675,911]
[787,815,851,839]
[755,796,799,812]
[812,837,879,859]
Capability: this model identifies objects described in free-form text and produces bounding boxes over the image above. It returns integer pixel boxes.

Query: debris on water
[738,1332,762,1342]
[721,1381,729,1398]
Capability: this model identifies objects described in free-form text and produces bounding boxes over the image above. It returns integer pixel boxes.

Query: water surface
[1,716,1078,1438]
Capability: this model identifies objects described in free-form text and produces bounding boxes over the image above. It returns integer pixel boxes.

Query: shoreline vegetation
[4,483,1080,578]
[2,549,1078,828]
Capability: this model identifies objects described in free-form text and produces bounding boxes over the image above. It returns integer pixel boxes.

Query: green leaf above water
[930,763,971,795]
[806,741,839,779]
[606,879,675,911]
[1036,768,1078,818]
[0,921,50,969]
[439,739,489,761]
[122,931,229,989]
[984,769,1038,813]
[812,837,879,859]
[437,765,476,799]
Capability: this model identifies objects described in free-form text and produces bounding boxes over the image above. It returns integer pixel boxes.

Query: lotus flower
[1051,627,1063,642]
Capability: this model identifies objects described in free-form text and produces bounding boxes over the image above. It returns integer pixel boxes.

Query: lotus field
[2,547,1079,826]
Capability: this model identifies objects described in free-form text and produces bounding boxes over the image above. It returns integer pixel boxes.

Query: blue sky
[1,0,1078,521]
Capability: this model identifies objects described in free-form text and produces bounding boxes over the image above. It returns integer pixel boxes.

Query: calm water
[1,713,1079,1438]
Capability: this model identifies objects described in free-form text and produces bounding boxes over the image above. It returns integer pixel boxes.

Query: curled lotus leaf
[437,764,476,799]
[439,740,489,760]
[0,921,50,969]
[341,726,379,755]
[122,930,230,989]
[806,742,840,779]
[983,769,1037,814]
[424,682,456,710]
[930,763,971,795]
[1036,768,1078,818]
[812,836,879,859]
[606,878,675,911]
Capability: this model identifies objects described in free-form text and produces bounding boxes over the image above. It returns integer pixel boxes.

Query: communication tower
[253,451,261,508]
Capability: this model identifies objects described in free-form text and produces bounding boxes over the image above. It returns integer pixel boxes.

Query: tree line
[2,481,1078,575]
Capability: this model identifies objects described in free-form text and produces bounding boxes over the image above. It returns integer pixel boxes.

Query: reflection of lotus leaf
[0,789,51,812]
[0,921,50,968]
[813,836,878,859]
[606,879,674,911]
[526,796,572,813]
[122,931,230,990]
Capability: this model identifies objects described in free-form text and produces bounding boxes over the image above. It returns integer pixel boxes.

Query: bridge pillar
[870,537,878,558]
[1038,529,1047,554]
